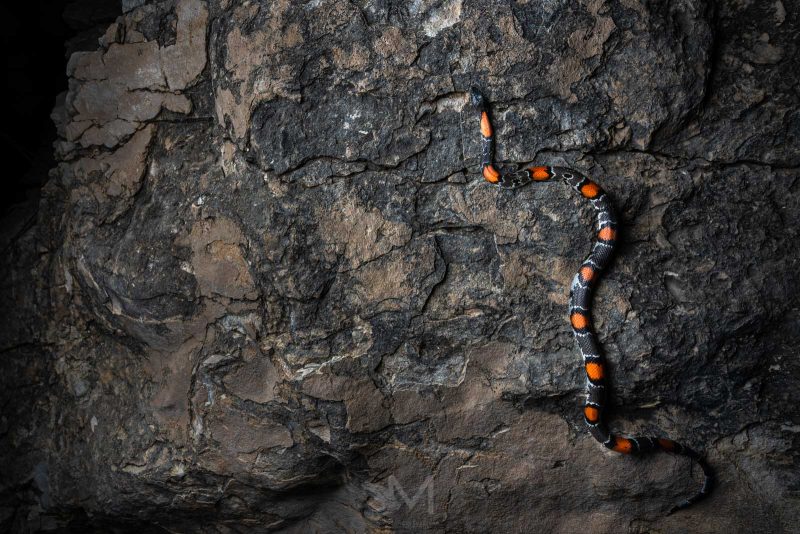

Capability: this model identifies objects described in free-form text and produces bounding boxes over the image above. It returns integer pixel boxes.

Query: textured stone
[1,0,799,532]
[63,0,206,148]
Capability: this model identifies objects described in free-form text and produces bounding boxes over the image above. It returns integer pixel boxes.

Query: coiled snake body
[470,87,713,513]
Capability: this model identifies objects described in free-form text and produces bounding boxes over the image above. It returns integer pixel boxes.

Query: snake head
[469,87,485,110]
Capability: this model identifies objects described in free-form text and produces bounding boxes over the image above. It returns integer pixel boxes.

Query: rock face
[2,0,799,531]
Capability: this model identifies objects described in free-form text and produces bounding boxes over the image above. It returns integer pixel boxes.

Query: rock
[1,0,799,532]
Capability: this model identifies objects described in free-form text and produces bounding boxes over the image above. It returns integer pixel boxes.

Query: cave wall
[1,0,799,532]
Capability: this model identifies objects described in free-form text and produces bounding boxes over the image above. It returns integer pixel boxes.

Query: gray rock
[1,0,798,531]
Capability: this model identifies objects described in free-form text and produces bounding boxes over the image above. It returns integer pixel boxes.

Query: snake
[469,87,714,513]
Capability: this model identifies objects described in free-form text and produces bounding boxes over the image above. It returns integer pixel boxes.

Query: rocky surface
[1,0,799,532]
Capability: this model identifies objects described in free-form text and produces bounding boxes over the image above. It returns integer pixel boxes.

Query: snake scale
[469,87,714,513]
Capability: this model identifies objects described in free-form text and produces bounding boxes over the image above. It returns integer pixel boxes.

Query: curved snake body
[470,87,713,513]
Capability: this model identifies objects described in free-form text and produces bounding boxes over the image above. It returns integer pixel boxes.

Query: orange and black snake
[469,87,714,513]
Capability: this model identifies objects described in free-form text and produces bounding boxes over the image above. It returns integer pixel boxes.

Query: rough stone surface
[1,0,799,532]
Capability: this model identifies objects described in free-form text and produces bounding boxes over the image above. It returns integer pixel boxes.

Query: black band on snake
[469,87,714,514]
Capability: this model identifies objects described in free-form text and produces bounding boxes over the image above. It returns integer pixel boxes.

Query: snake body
[470,87,713,513]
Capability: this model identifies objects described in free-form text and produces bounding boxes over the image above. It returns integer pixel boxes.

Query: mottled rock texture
[2,0,799,532]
